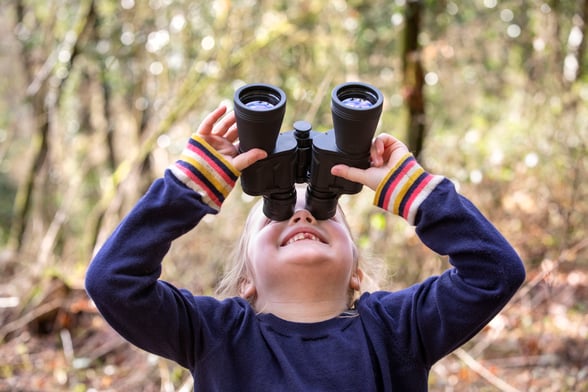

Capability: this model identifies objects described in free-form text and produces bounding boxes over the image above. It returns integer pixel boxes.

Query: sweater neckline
[256,312,357,339]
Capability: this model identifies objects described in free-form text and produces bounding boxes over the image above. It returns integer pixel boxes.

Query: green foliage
[0,174,16,243]
[1,0,586,280]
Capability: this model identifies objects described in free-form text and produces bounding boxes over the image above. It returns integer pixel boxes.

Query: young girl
[86,104,525,391]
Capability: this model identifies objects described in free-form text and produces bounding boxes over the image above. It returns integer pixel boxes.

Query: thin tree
[9,0,96,251]
[402,0,426,159]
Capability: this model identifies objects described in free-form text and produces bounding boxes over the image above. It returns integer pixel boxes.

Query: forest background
[1,0,587,391]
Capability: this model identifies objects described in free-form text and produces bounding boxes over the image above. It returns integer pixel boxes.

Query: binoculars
[234,81,383,221]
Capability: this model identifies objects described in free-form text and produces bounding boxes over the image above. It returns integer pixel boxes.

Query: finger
[212,111,236,137]
[380,134,407,154]
[232,148,267,171]
[224,123,239,142]
[373,134,410,169]
[197,105,227,136]
[370,137,384,167]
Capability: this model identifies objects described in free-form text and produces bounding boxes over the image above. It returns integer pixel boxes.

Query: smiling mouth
[284,232,322,246]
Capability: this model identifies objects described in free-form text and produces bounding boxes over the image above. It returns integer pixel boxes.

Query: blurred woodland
[1,0,588,391]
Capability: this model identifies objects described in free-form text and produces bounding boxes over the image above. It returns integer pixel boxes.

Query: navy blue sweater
[86,138,525,391]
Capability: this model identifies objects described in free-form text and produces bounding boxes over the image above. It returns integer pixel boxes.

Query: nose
[289,208,316,224]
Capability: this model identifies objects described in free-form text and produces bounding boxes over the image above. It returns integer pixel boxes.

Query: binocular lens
[334,84,381,113]
[234,84,286,154]
[239,87,282,109]
[341,97,374,109]
[245,100,276,110]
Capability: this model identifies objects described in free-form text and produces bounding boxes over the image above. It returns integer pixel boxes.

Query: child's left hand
[331,134,410,191]
[196,104,267,171]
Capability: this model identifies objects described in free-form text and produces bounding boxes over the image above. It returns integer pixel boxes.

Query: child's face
[243,191,359,301]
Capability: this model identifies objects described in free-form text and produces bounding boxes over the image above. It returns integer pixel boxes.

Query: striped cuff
[373,153,444,225]
[169,135,240,211]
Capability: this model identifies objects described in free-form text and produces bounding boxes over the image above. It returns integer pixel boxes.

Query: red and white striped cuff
[169,135,240,211]
[373,153,444,225]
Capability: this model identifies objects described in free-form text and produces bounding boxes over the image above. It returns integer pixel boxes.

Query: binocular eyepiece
[234,81,383,221]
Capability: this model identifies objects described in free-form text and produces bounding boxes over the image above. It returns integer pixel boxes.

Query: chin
[280,246,336,265]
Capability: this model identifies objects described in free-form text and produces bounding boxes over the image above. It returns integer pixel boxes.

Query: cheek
[335,227,355,253]
[245,238,259,270]
[246,229,278,270]
[339,232,358,269]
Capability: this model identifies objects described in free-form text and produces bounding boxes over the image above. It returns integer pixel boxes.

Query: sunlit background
[1,0,587,391]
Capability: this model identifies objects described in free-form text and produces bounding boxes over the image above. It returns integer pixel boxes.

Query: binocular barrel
[235,81,383,221]
[331,82,383,156]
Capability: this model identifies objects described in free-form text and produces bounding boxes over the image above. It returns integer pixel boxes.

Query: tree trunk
[575,0,588,80]
[9,1,51,251]
[402,0,426,159]
[9,0,96,251]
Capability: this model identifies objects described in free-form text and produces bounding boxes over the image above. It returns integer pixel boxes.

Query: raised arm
[85,105,265,367]
[333,134,526,366]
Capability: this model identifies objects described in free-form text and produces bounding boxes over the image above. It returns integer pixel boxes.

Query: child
[86,104,525,391]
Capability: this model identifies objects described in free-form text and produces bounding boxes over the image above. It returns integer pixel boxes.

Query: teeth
[286,232,320,245]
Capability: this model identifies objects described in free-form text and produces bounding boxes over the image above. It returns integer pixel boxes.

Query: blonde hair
[215,200,263,300]
[215,194,380,308]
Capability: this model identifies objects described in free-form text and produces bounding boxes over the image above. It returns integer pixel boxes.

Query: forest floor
[0,259,587,392]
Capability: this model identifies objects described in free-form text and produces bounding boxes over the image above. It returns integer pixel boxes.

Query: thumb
[232,148,267,172]
[331,164,366,185]
[331,164,381,191]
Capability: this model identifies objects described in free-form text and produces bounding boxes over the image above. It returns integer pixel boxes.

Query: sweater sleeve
[169,134,240,211]
[85,136,241,369]
[366,154,526,367]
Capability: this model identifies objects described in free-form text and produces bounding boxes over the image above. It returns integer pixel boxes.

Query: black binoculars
[234,81,383,221]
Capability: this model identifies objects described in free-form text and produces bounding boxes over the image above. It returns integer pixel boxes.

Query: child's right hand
[170,104,269,210]
[196,104,267,172]
[331,134,411,191]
